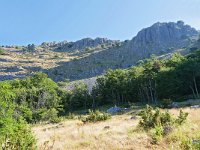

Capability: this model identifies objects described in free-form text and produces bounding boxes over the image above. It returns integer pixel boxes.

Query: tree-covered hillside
[1,49,200,148]
[93,50,200,106]
[0,50,200,118]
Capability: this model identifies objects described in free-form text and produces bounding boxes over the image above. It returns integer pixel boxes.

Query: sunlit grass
[33,107,200,150]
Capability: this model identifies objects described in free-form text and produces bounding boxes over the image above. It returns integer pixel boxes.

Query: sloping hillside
[0,21,199,81]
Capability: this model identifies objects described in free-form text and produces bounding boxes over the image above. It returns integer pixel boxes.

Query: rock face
[41,41,68,48]
[55,38,120,52]
[0,21,199,82]
[46,21,199,81]
[126,21,198,58]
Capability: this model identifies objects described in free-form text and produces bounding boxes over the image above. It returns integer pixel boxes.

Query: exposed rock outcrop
[126,21,198,58]
[54,37,120,52]
[0,21,199,82]
[46,21,199,81]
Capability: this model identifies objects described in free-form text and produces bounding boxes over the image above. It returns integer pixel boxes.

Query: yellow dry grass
[0,48,77,75]
[32,108,200,150]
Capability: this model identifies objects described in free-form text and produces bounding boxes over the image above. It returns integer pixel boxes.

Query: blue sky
[0,0,200,45]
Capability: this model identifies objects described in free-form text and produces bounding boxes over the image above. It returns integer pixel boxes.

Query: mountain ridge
[0,21,199,81]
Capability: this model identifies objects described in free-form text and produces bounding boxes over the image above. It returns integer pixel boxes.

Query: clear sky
[0,0,200,45]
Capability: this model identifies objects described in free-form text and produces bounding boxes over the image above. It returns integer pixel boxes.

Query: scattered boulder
[190,105,200,109]
[172,102,179,108]
[193,139,200,145]
[107,106,122,114]
[172,99,200,108]
[124,108,131,112]
[104,126,110,130]
[130,116,137,120]
[163,125,174,135]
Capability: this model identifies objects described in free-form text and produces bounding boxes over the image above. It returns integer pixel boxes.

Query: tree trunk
[92,97,95,110]
[139,88,145,103]
[142,84,150,104]
[69,96,72,111]
[149,80,154,104]
[154,81,157,104]
[84,93,87,110]
[193,77,199,98]
[121,94,124,104]
[190,85,196,99]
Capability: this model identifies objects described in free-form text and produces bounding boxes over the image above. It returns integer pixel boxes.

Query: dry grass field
[32,107,200,150]
[0,48,75,68]
[0,47,106,81]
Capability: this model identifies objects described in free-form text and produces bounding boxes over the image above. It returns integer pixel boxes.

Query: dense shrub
[59,82,92,113]
[0,101,36,149]
[0,72,62,124]
[138,105,173,129]
[81,110,111,123]
[66,112,76,120]
[138,105,188,143]
[180,138,200,150]
[161,99,173,108]
[176,109,188,125]
[138,105,188,130]
[151,124,164,143]
[0,49,6,55]
[38,108,61,123]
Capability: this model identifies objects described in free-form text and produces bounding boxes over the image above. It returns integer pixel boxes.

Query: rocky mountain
[0,21,199,82]
[45,21,199,81]
[55,37,121,52]
[39,38,121,52]
[126,21,198,58]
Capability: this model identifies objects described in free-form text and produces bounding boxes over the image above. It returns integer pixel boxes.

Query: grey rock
[107,106,122,114]
[172,102,179,108]
[1,21,199,83]
[55,37,120,52]
[193,140,200,144]
[103,126,110,130]
[163,125,174,135]
[46,21,199,82]
[172,99,200,108]
[127,21,198,58]
[130,116,137,120]
[190,105,200,109]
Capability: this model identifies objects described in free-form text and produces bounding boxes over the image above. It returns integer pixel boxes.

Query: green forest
[0,50,200,148]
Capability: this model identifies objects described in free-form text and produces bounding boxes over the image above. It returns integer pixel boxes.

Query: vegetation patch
[0,49,6,55]
[0,100,36,149]
[137,105,188,143]
[81,110,111,123]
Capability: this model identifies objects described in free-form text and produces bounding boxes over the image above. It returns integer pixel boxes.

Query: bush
[0,101,36,149]
[138,105,173,129]
[0,49,6,55]
[181,138,193,150]
[81,110,111,123]
[151,124,164,144]
[161,99,172,108]
[138,105,188,144]
[66,112,76,120]
[39,108,61,123]
[138,105,188,130]
[175,109,188,125]
[180,137,200,150]
[58,81,68,87]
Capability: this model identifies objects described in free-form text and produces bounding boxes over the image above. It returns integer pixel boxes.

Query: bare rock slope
[0,21,199,81]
